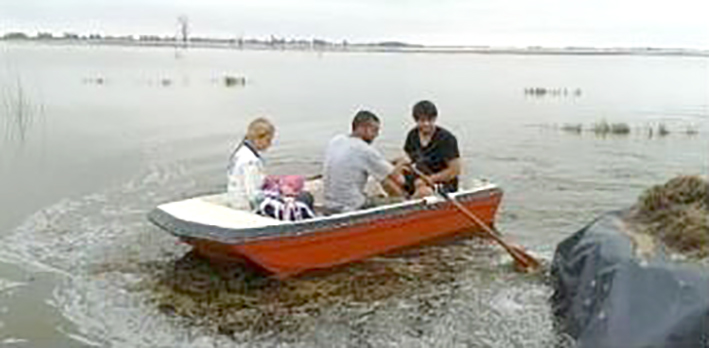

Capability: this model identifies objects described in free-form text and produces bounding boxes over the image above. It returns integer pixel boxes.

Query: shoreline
[3,38,708,57]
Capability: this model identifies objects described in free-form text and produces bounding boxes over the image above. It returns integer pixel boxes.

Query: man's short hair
[412,100,438,120]
[352,110,380,130]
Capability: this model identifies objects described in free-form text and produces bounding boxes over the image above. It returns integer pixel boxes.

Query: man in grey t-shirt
[323,110,405,213]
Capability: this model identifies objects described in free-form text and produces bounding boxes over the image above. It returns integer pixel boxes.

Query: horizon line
[2,30,708,53]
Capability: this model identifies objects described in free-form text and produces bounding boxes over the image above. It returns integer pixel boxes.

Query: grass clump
[560,124,582,133]
[592,120,611,134]
[610,123,630,134]
[224,75,246,87]
[658,123,670,136]
[591,120,630,135]
[629,175,709,257]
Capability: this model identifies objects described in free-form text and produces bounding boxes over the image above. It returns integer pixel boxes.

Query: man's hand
[392,156,410,165]
[392,157,412,174]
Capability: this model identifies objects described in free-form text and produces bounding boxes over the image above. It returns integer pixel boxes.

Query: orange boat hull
[186,190,502,278]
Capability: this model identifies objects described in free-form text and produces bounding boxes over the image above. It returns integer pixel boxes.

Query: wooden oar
[306,174,323,181]
[409,165,541,272]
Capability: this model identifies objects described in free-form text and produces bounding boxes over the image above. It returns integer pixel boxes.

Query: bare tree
[177,16,189,48]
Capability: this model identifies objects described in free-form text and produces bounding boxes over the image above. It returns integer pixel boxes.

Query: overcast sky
[2,0,708,48]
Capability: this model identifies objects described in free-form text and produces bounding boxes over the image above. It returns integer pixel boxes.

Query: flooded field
[0,42,706,347]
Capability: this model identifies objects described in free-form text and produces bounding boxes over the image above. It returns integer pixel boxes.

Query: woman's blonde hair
[245,117,275,141]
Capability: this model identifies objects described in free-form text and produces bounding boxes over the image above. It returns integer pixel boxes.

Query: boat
[148,180,503,278]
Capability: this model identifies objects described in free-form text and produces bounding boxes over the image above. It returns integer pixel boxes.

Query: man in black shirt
[401,100,461,198]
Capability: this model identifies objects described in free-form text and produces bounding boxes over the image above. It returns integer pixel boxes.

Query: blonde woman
[227,118,275,210]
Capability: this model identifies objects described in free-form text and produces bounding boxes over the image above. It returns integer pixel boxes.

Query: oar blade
[508,245,542,272]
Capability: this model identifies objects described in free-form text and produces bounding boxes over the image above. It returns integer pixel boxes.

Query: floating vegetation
[224,75,246,87]
[591,120,630,135]
[685,126,699,136]
[610,123,630,134]
[560,124,582,133]
[556,121,697,137]
[82,76,106,85]
[658,123,670,136]
[524,87,581,98]
[84,75,247,88]
[628,175,709,258]
[592,120,611,134]
[142,240,496,339]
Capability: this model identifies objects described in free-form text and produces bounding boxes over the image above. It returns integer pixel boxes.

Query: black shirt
[404,126,460,191]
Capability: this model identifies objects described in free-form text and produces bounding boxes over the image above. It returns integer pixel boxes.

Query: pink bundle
[262,175,305,197]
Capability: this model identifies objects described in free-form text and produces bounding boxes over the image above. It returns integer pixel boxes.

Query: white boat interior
[154,178,497,232]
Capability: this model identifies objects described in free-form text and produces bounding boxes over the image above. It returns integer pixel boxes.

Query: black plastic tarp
[551,211,709,348]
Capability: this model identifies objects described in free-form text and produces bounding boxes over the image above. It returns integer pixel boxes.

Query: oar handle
[306,174,323,181]
[409,165,496,236]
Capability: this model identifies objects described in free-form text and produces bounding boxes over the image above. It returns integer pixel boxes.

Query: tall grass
[2,75,41,144]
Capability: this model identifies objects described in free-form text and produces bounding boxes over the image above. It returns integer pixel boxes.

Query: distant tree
[63,32,79,40]
[139,35,161,41]
[376,41,414,48]
[36,32,53,40]
[177,15,189,48]
[312,38,328,46]
[3,32,29,40]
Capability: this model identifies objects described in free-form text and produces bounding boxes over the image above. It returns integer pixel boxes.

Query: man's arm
[365,148,406,197]
[381,173,405,197]
[429,158,461,183]
[428,130,461,183]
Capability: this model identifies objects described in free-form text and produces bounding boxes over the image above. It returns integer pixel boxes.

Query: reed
[2,76,37,143]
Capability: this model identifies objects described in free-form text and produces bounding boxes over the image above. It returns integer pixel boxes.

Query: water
[0,41,707,347]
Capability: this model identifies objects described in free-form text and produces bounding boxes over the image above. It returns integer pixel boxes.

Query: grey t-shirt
[323,134,394,213]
